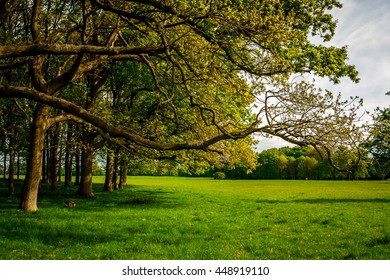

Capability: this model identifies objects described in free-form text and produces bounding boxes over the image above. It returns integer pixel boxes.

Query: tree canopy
[363,103,390,179]
[0,0,366,211]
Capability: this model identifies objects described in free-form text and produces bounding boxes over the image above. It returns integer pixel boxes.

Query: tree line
[124,131,390,180]
[220,145,387,180]
[0,0,380,211]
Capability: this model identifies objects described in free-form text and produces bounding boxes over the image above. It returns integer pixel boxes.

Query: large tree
[1,0,364,211]
[364,100,390,179]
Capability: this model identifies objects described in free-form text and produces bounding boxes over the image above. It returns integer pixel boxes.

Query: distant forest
[125,145,388,180]
[217,146,378,180]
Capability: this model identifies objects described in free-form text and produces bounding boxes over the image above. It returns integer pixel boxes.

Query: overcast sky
[257,0,390,151]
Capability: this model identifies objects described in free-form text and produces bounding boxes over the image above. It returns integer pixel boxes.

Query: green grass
[0,176,389,260]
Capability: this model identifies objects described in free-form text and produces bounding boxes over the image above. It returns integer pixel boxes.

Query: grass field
[0,176,389,260]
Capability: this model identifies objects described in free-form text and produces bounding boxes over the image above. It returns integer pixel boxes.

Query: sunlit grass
[0,177,389,259]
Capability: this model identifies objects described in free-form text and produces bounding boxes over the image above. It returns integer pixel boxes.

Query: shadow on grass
[75,192,181,213]
[82,184,181,212]
[0,179,181,213]
[0,181,183,258]
[255,198,390,204]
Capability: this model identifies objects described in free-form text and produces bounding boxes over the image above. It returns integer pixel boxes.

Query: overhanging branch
[0,86,257,151]
[0,44,165,59]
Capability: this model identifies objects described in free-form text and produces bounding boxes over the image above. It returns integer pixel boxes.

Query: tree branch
[0,59,32,70]
[31,0,41,43]
[0,44,165,59]
[0,85,258,151]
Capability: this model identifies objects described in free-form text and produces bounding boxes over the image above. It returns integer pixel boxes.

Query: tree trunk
[75,148,80,185]
[103,149,114,192]
[68,155,73,183]
[3,152,6,179]
[47,134,53,183]
[50,125,60,191]
[19,105,49,212]
[64,150,70,187]
[119,162,127,189]
[17,152,20,180]
[41,139,46,183]
[8,135,15,196]
[64,122,73,187]
[77,146,94,196]
[113,149,119,190]
[57,153,62,183]
[76,130,95,196]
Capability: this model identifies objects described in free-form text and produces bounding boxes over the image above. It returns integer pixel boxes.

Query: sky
[256,0,390,151]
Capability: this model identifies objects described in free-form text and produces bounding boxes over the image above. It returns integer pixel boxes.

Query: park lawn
[0,176,389,260]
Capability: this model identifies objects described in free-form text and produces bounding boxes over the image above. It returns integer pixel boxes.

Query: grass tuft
[367,235,390,247]
[124,195,156,205]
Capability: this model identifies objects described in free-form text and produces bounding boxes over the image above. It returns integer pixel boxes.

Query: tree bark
[19,105,49,212]
[8,135,15,196]
[17,152,20,180]
[68,156,73,183]
[3,152,6,179]
[103,148,114,192]
[64,150,71,187]
[0,44,163,59]
[41,133,48,183]
[64,122,73,187]
[76,130,95,196]
[75,148,80,185]
[77,145,94,196]
[119,162,127,189]
[50,125,60,191]
[113,149,119,190]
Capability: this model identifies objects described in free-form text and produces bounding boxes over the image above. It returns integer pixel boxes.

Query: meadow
[0,176,389,260]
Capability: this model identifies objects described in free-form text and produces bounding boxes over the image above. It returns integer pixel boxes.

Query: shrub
[213,171,226,180]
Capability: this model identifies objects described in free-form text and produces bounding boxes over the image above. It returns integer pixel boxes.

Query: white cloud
[329,0,390,111]
[257,0,390,150]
